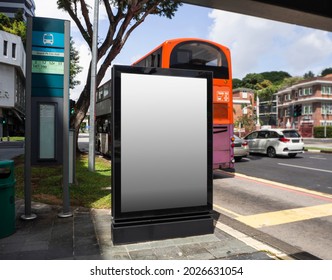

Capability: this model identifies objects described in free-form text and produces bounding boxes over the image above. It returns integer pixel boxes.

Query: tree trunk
[71,72,91,153]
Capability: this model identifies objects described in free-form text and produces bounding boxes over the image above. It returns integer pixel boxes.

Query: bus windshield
[170,41,229,79]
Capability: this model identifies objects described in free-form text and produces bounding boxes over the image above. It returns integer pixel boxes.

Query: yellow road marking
[236,203,332,228]
[213,204,240,217]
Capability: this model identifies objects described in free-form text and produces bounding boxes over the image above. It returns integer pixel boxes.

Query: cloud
[34,0,71,21]
[34,0,108,27]
[208,10,332,79]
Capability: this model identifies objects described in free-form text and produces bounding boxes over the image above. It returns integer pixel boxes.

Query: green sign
[32,60,64,75]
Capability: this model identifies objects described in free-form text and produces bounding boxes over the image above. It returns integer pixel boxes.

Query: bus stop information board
[31,18,65,97]
[24,16,71,220]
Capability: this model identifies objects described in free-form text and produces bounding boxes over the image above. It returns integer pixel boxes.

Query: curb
[305,148,332,154]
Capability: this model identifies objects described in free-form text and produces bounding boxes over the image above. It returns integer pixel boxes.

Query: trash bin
[0,160,16,238]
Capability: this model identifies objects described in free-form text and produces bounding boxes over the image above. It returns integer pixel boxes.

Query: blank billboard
[112,66,212,220]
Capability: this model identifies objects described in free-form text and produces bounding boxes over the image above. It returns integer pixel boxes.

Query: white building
[274,75,332,137]
[0,30,26,138]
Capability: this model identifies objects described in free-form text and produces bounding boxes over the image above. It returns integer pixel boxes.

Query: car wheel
[267,147,276,158]
[288,153,297,158]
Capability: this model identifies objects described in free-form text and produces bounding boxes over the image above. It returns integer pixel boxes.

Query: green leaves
[0,13,26,42]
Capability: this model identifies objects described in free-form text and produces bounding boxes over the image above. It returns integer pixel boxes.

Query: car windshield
[282,130,301,138]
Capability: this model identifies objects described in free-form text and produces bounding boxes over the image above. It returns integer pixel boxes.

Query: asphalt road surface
[233,152,332,194]
[0,141,24,160]
[213,169,332,259]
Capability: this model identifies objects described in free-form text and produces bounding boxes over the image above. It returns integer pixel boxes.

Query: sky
[33,0,332,100]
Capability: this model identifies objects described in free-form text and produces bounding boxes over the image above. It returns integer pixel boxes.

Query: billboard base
[111,214,214,245]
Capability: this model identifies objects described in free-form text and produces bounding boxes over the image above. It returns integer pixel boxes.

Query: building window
[320,120,332,126]
[303,104,312,115]
[242,92,247,98]
[3,40,8,56]
[299,87,313,96]
[322,103,332,115]
[103,85,109,97]
[322,86,332,95]
[11,43,16,59]
[284,108,288,117]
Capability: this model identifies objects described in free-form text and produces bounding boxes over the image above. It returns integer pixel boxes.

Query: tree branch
[60,0,92,47]
[122,3,158,45]
[103,0,114,24]
[79,0,93,42]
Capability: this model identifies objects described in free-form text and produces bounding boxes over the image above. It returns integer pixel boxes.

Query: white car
[243,129,304,158]
[233,135,249,161]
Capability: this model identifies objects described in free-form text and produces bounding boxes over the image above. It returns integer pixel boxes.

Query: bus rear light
[231,143,235,148]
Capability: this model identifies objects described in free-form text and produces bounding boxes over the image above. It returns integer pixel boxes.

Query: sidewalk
[0,199,277,260]
[1,194,320,260]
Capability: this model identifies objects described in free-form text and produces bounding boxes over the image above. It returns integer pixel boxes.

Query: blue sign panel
[32,31,65,48]
[31,18,66,98]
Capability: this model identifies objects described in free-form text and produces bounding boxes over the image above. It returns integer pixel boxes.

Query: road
[213,151,332,259]
[234,152,332,194]
[0,141,24,160]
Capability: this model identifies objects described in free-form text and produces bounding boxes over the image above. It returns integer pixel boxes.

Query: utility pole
[88,0,99,172]
[324,113,327,138]
[256,95,261,130]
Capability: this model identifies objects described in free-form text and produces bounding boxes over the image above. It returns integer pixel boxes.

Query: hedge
[313,126,332,138]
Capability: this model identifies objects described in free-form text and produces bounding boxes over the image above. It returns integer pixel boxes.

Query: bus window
[104,84,109,97]
[98,88,103,101]
[133,47,162,68]
[170,41,229,79]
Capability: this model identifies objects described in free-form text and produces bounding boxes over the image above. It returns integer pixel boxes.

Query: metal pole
[21,17,36,221]
[58,20,73,218]
[324,113,327,138]
[256,95,261,130]
[88,0,99,172]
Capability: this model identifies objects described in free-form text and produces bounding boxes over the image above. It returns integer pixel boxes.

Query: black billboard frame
[111,65,214,244]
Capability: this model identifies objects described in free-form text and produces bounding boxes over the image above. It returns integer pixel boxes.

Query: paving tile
[21,240,49,251]
[103,251,131,260]
[187,251,215,260]
[153,246,187,260]
[125,242,152,251]
[129,248,158,260]
[178,243,206,256]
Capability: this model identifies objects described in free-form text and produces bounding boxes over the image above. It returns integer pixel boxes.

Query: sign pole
[21,17,37,221]
[88,0,99,172]
[58,20,72,218]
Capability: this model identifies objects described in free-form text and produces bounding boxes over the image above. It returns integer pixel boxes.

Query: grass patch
[305,147,332,153]
[14,154,111,209]
[1,136,24,141]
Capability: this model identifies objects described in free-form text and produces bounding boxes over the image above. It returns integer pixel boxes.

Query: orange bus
[133,38,234,169]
